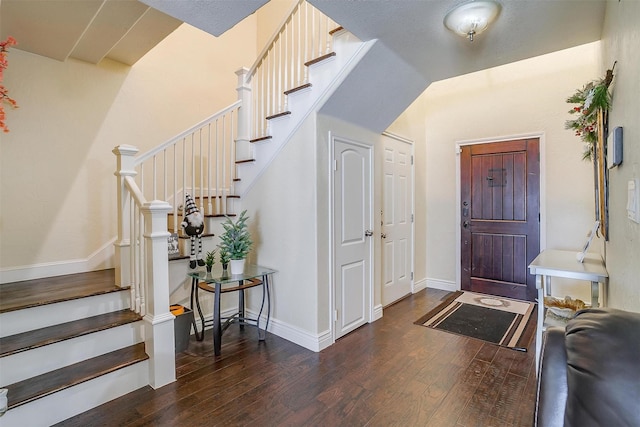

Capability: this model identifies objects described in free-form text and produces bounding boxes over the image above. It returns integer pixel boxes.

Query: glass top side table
[187,265,276,356]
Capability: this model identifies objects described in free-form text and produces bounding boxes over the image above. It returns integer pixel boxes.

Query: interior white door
[381,134,413,306]
[333,136,373,340]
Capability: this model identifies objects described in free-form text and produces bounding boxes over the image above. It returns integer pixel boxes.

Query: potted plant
[204,249,216,273]
[218,210,253,274]
[218,246,230,271]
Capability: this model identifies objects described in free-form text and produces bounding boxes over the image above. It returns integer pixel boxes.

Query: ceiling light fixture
[444,0,501,42]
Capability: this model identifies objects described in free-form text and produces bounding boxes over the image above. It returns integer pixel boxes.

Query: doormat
[414,291,536,351]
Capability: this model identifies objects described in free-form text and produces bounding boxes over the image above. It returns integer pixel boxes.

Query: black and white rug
[415,291,536,351]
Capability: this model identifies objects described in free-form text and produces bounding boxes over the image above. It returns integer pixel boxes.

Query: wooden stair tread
[265,111,291,121]
[284,83,312,95]
[5,343,148,410]
[304,51,336,67]
[236,159,256,164]
[0,309,141,358]
[328,26,344,36]
[250,136,272,143]
[0,269,124,314]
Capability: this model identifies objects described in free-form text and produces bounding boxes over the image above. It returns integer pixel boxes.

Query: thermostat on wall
[607,126,623,168]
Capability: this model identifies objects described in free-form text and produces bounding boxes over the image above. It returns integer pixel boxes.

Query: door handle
[463,220,470,229]
[365,230,374,237]
[381,233,387,239]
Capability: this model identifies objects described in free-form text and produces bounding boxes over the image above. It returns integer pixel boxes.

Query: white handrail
[247,0,304,81]
[135,100,242,166]
[124,176,144,205]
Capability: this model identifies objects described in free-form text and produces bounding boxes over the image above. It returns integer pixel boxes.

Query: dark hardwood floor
[56,288,537,427]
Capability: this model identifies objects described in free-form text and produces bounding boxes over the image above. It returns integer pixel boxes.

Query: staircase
[0,2,370,425]
[0,270,149,426]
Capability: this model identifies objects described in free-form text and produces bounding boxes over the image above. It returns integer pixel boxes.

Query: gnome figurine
[181,193,205,269]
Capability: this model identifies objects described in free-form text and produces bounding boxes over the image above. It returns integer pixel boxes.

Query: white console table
[528,249,608,371]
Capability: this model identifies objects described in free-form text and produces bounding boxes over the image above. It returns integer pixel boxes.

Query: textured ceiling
[138,0,269,37]
[311,0,607,83]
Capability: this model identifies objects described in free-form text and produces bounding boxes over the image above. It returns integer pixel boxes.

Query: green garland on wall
[565,65,615,161]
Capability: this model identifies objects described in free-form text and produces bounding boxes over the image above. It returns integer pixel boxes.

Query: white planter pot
[230,259,245,275]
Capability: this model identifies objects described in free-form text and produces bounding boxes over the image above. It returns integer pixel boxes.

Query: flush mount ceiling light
[444,0,501,42]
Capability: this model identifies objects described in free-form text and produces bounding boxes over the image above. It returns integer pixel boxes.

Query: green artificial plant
[565,66,615,161]
[204,250,216,267]
[218,210,253,260]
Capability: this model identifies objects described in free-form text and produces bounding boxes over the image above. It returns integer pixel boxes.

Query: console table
[528,249,608,371]
[188,265,275,356]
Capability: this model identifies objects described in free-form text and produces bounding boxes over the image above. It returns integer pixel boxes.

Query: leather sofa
[535,307,640,427]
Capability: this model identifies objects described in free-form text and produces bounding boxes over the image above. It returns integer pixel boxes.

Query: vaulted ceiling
[0,0,266,66]
[1,0,606,75]
[1,0,607,132]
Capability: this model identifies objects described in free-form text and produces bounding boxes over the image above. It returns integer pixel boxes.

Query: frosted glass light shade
[444,0,501,41]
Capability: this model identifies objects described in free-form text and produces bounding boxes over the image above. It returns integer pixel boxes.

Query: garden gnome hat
[184,193,198,216]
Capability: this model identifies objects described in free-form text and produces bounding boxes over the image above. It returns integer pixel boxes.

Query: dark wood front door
[460,138,540,301]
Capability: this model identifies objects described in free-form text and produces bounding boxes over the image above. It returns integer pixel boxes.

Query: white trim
[380,132,415,306]
[455,132,546,290]
[268,317,333,352]
[329,134,375,342]
[328,130,336,347]
[426,278,458,292]
[413,278,428,293]
[0,238,116,284]
[371,304,383,322]
[381,131,413,145]
[245,308,332,352]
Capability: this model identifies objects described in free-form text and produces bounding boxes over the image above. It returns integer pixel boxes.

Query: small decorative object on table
[219,210,253,275]
[181,193,205,269]
[204,249,216,273]
[219,246,230,272]
[544,295,587,322]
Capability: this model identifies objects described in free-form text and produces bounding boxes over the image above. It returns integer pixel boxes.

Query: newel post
[113,145,139,288]
[141,199,175,388]
[235,67,252,161]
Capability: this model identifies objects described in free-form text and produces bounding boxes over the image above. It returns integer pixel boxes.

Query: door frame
[329,133,375,343]
[455,132,547,291]
[380,131,415,305]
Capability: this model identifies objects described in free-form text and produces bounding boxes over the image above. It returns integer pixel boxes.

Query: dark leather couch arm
[535,327,568,427]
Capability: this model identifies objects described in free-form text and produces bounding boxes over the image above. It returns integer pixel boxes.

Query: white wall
[601,0,640,311]
[0,22,258,280]
[388,42,603,302]
[240,115,321,347]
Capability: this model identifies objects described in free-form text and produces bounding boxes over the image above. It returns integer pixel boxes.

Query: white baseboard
[372,304,383,322]
[413,278,427,293]
[426,278,458,292]
[0,239,115,284]
[241,308,332,352]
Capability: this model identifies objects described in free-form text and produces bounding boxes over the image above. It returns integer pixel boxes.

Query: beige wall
[389,42,604,302]
[241,115,321,336]
[0,21,257,277]
[256,0,297,50]
[601,0,640,311]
